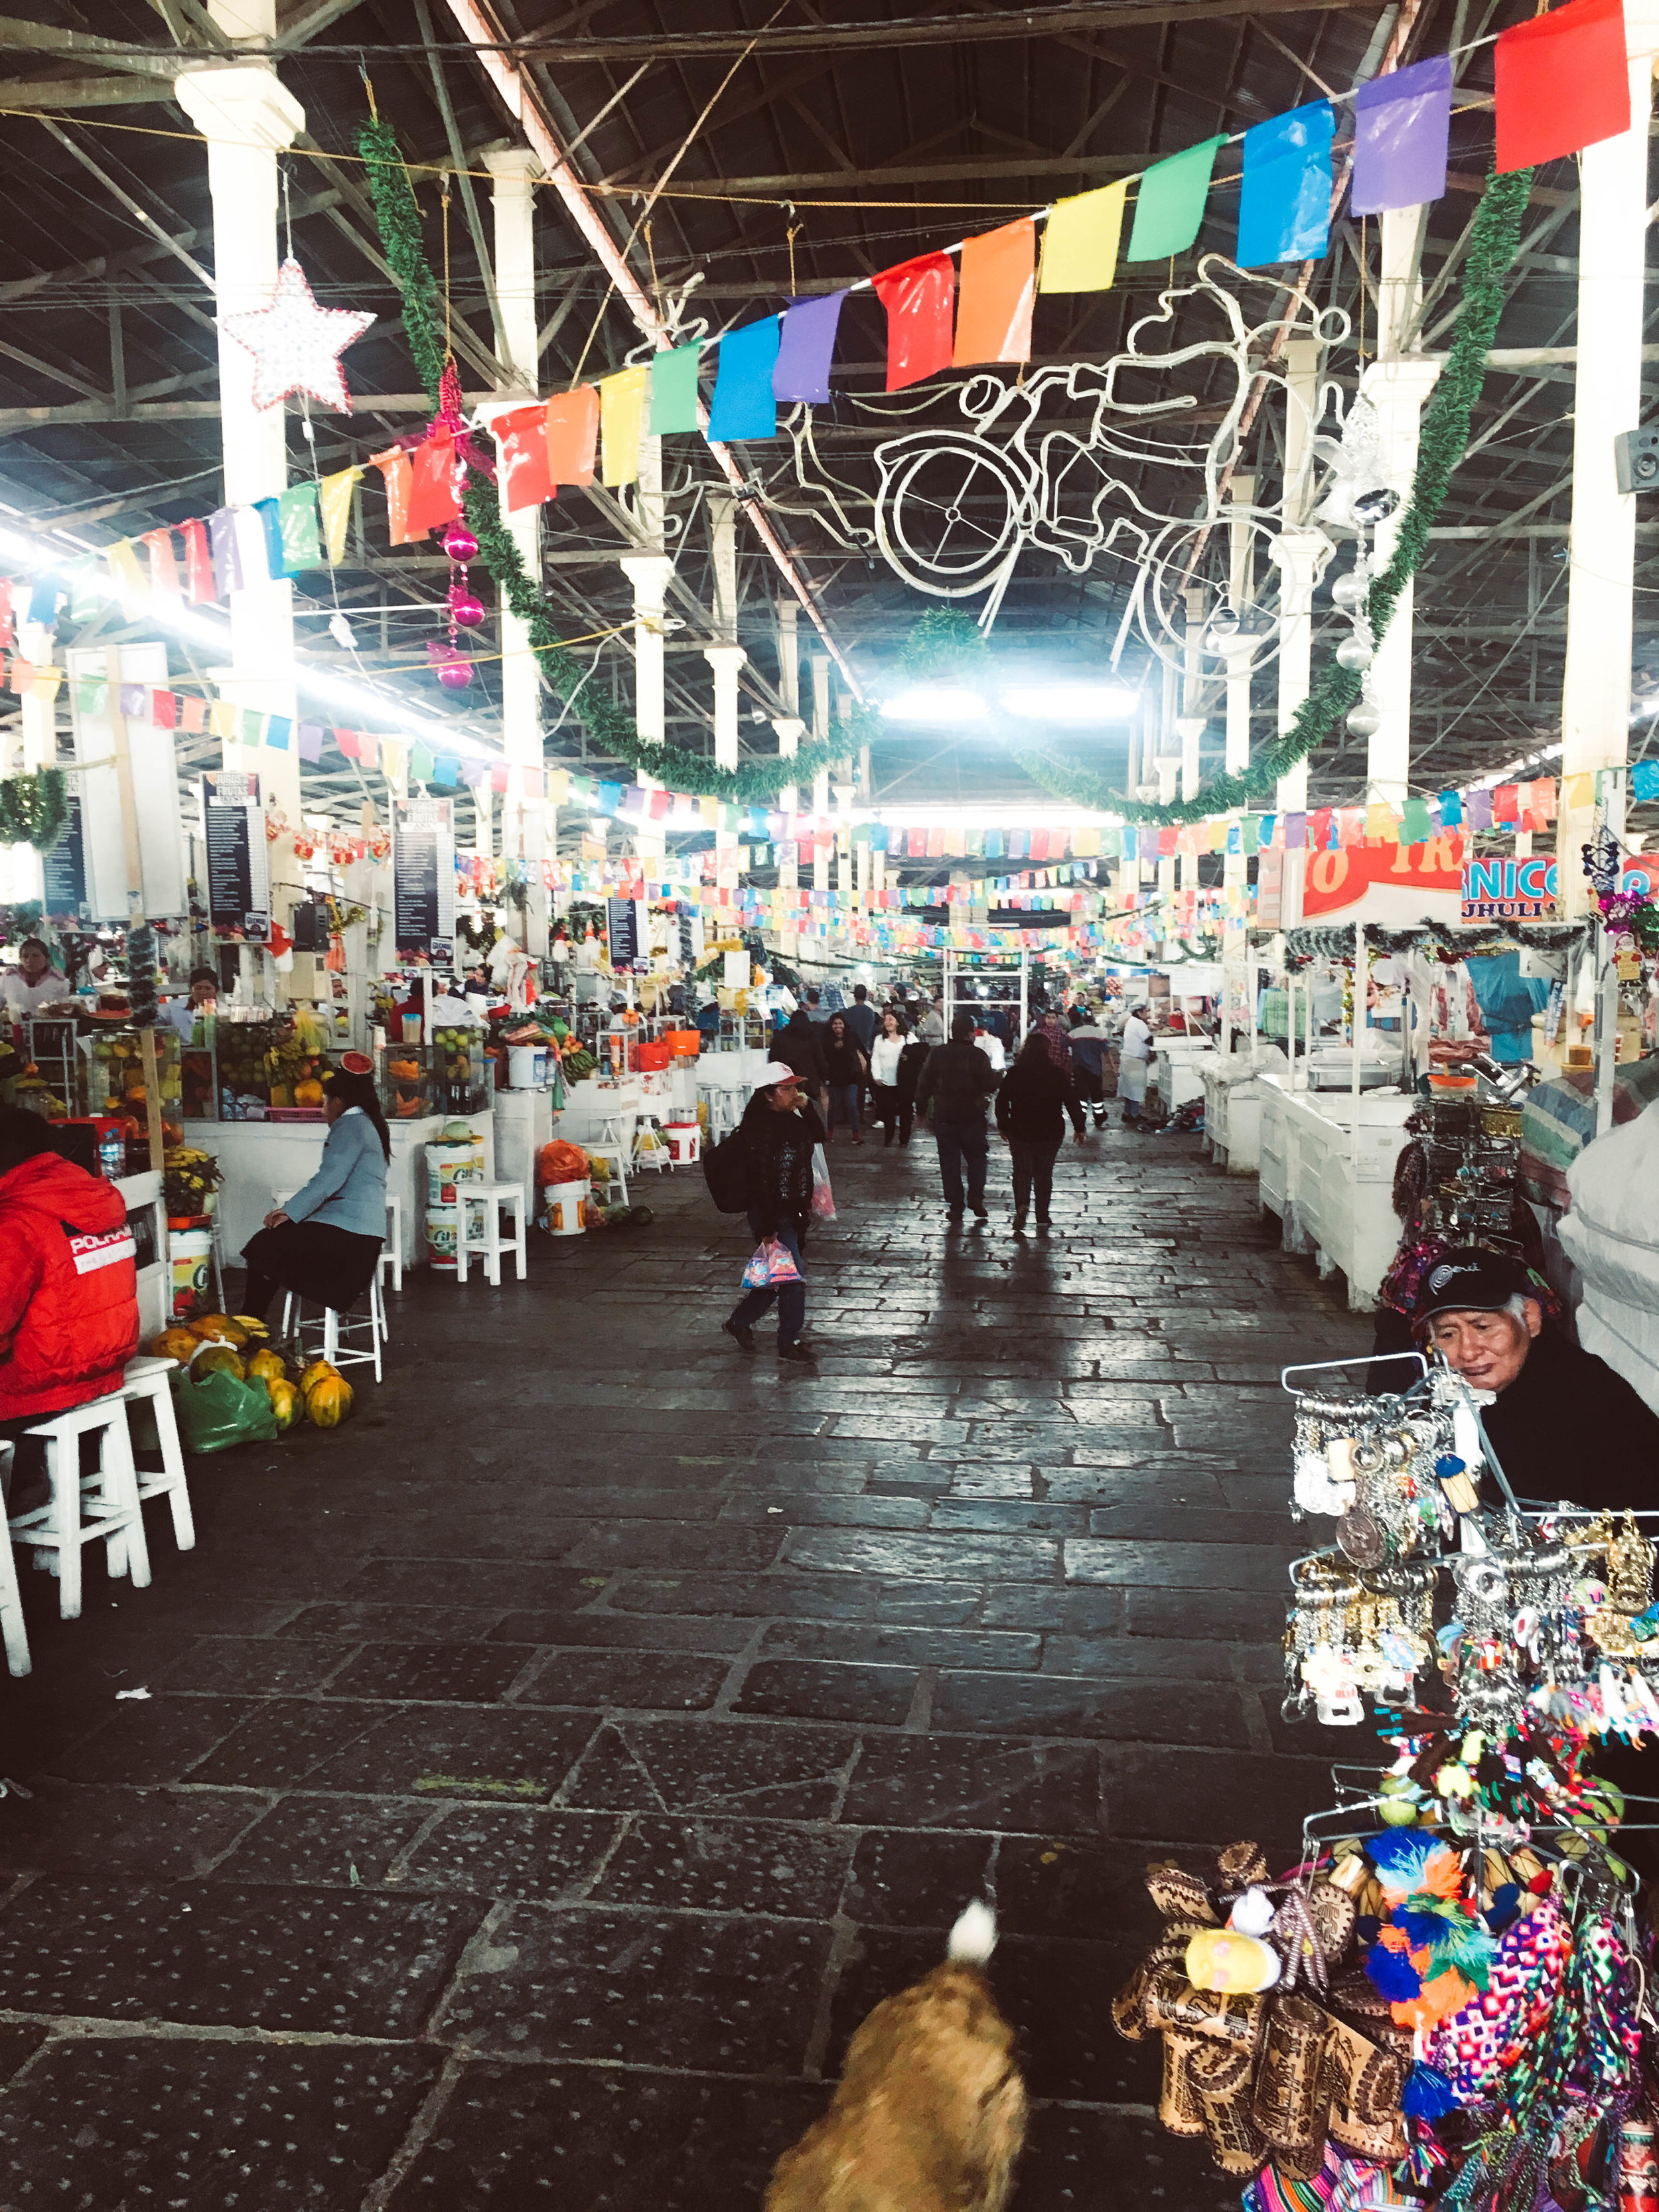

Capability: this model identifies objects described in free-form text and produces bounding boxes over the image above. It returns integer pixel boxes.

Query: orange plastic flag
[545,388,600,487]
[954,218,1036,367]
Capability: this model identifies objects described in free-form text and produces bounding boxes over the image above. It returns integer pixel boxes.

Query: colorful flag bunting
[1353,54,1452,214]
[707,317,781,441]
[1496,0,1630,174]
[140,528,180,599]
[370,451,413,546]
[493,404,557,512]
[406,430,461,534]
[649,342,703,434]
[873,252,956,391]
[545,388,600,487]
[277,483,322,571]
[1039,184,1127,293]
[599,365,649,486]
[317,468,360,566]
[1238,102,1334,266]
[954,218,1037,362]
[773,291,847,402]
[252,496,288,581]
[1125,137,1226,261]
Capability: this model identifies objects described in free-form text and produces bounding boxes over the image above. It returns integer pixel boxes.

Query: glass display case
[180,1016,334,1122]
[81,1026,184,1130]
[377,1035,490,1122]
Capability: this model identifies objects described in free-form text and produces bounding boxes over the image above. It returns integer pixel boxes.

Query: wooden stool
[119,1355,196,1554]
[9,1393,152,1620]
[279,1278,384,1384]
[455,1181,529,1286]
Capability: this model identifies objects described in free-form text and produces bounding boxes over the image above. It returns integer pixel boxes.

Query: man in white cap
[1118,1001,1153,1130]
[721,1063,826,1363]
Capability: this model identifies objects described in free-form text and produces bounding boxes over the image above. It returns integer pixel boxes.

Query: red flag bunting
[1495,0,1630,173]
[873,252,956,391]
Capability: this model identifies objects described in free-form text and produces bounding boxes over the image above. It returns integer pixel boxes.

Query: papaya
[305,1372,353,1428]
[192,1313,249,1348]
[151,1325,200,1363]
[193,1343,245,1379]
[299,1359,342,1394]
[247,1347,287,1386]
[267,1377,301,1431]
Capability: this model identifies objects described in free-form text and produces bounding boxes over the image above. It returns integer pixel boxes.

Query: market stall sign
[201,771,271,940]
[1302,836,1465,924]
[40,794,90,921]
[605,895,649,970]
[1461,854,1558,921]
[392,796,456,960]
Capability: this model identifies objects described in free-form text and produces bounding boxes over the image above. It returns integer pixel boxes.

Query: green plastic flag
[650,342,703,435]
[277,483,323,572]
[1125,136,1227,262]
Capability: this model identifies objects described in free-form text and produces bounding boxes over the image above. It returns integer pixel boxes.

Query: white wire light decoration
[220,256,377,413]
[777,258,1354,676]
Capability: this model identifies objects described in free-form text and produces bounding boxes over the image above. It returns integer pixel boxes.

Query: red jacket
[0,1151,139,1422]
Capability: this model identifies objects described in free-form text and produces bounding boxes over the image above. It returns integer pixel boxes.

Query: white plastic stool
[583,1118,630,1206]
[9,1392,151,1620]
[455,1180,528,1286]
[383,1192,403,1294]
[280,1278,384,1384]
[632,1114,670,1174]
[119,1355,196,1553]
[0,1509,27,1676]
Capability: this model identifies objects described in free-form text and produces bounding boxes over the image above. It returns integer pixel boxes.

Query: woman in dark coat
[995,1031,1084,1230]
[722,1066,826,1363]
[895,1033,930,1147]
[822,1012,869,1143]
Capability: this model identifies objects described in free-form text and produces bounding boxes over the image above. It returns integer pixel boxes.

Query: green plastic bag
[173,1361,281,1454]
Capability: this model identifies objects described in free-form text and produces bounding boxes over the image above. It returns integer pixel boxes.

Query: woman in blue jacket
[239,1061,388,1319]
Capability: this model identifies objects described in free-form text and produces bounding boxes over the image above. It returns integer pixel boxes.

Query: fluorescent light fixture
[999,684,1135,723]
[880,684,987,724]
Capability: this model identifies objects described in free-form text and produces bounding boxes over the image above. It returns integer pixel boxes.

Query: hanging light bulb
[1202,601,1241,656]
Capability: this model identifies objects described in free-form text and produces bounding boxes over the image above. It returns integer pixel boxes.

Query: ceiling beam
[0,74,182,107]
[0,15,178,78]
[273,0,370,47]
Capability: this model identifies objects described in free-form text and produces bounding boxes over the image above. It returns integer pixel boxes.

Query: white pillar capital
[484,147,541,186]
[173,64,303,150]
[620,552,673,607]
[703,643,748,676]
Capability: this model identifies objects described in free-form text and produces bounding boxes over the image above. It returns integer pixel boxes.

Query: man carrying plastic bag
[721,1062,826,1364]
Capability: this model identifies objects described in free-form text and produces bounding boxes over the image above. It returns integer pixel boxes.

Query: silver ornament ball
[1331,572,1367,611]
[1336,636,1374,674]
[1346,701,1383,739]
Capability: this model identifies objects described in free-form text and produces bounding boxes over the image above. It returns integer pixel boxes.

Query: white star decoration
[220,257,376,413]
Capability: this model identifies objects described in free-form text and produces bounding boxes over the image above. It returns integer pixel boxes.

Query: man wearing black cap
[1413,1248,1659,1507]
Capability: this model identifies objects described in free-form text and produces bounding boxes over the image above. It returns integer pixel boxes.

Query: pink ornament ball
[437,658,474,690]
[449,592,486,628]
[442,523,478,562]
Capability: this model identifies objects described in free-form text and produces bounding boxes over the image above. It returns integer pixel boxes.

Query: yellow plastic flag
[546,768,570,808]
[105,538,147,605]
[1563,771,1594,810]
[318,466,363,565]
[599,365,650,488]
[380,738,407,786]
[699,796,720,827]
[1039,181,1128,294]
[1365,802,1398,844]
[29,666,62,705]
[209,699,238,741]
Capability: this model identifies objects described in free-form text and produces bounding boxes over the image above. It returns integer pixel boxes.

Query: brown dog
[764,1902,1027,2212]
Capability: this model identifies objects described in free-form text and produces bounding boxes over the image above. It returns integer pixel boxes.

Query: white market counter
[183,1114,494,1271]
[1257,1073,1413,1310]
[1200,1061,1267,1175]
[1149,1038,1218,1114]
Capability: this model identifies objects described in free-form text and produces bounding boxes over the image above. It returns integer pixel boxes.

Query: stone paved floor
[0,1120,1372,2209]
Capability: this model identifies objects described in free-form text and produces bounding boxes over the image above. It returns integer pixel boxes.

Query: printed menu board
[201,770,270,938]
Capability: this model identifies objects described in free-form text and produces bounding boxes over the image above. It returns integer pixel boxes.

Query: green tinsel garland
[358,117,853,806]
[1014,167,1534,827]
[0,767,68,851]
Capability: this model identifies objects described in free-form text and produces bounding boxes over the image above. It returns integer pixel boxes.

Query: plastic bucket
[637,1040,671,1071]
[425,1205,459,1270]
[427,1133,485,1205]
[169,1226,212,1317]
[507,1045,543,1089]
[543,1179,588,1236]
[664,1122,701,1166]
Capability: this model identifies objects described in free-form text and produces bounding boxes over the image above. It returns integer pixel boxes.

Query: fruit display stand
[182,1114,494,1270]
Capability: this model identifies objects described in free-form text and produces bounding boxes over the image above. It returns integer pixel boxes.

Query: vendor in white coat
[1118,1002,1153,1130]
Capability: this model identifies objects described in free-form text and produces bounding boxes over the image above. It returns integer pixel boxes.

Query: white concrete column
[810,654,831,891]
[772,716,804,875]
[620,551,672,861]
[1271,528,1325,927]
[705,643,745,887]
[482,148,549,948]
[1560,1,1659,911]
[173,42,305,965]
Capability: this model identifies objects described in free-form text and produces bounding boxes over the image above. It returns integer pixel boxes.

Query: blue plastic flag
[708,317,781,442]
[1238,103,1334,266]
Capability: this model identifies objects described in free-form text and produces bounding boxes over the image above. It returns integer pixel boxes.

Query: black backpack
[702,1126,753,1213]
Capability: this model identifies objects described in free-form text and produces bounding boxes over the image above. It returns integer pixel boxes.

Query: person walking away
[843,984,878,1055]
[823,1013,869,1144]
[915,1012,999,1224]
[723,1063,824,1363]
[0,1106,139,1512]
[239,1063,388,1322]
[995,1031,1085,1231]
[895,1028,929,1147]
[1067,1009,1110,1131]
[772,1005,829,1118]
[1118,1002,1153,1129]
[869,1009,908,1145]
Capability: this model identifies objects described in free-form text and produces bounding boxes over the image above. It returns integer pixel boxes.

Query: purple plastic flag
[1353,56,1451,215]
[1467,786,1494,830]
[297,721,324,763]
[206,506,242,596]
[774,291,847,404]
[1284,812,1307,850]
